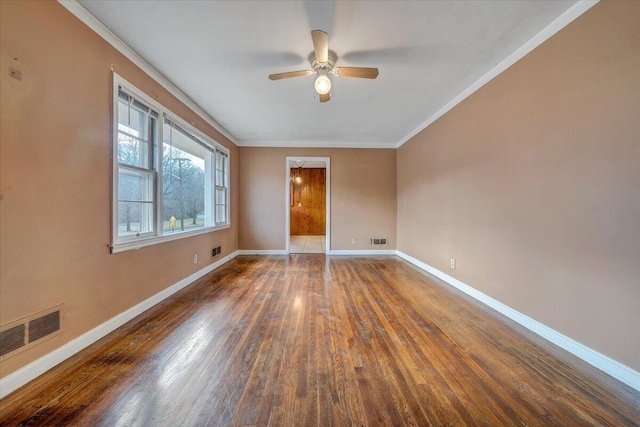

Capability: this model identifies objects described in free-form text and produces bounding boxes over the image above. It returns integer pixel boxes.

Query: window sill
[111,224,230,254]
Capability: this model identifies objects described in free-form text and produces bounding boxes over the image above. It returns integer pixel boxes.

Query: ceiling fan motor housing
[309,50,338,72]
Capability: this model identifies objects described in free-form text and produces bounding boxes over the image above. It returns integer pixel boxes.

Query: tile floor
[290,235,326,254]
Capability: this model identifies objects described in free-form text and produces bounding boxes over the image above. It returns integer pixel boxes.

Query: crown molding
[237,140,394,149]
[57,0,239,146]
[58,0,598,151]
[395,0,599,148]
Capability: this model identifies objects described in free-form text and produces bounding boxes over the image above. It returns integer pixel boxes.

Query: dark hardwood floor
[1,255,638,426]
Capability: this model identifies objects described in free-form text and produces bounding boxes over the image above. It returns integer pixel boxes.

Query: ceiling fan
[268,30,379,103]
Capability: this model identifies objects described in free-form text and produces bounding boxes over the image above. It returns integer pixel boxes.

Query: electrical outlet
[193,254,198,264]
[351,237,357,245]
[450,258,456,269]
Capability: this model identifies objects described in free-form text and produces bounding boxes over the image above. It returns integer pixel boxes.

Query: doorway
[285,157,330,254]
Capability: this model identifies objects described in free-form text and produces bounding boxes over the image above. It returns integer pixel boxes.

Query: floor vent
[0,305,64,361]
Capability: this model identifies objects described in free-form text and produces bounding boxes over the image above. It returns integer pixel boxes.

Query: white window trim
[111,223,231,254]
[111,72,231,254]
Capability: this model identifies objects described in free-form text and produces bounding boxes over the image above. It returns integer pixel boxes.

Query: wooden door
[290,168,326,235]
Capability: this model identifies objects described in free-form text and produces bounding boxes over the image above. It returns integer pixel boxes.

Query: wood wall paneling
[290,168,326,235]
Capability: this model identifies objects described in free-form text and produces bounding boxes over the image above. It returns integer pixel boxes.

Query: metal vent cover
[0,304,64,361]
[29,311,61,343]
[371,237,388,246]
[0,324,25,357]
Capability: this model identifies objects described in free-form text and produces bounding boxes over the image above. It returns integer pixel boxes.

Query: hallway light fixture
[290,161,305,184]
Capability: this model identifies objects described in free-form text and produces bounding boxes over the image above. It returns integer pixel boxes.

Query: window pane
[118,168,153,202]
[163,122,206,158]
[162,142,206,233]
[117,166,154,239]
[215,151,227,187]
[215,186,226,224]
[215,204,226,224]
[118,98,148,140]
[117,132,149,168]
[117,95,153,168]
[215,152,223,170]
[214,150,228,225]
[215,187,226,205]
[117,201,153,237]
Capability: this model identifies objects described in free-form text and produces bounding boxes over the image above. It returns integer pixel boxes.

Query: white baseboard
[396,250,640,392]
[237,249,287,255]
[4,249,637,396]
[0,250,239,399]
[328,249,397,255]
[237,249,396,256]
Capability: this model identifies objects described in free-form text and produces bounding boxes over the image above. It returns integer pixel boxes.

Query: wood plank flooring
[1,255,638,426]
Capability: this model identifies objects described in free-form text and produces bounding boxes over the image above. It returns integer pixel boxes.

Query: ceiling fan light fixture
[314,75,331,95]
[269,30,377,102]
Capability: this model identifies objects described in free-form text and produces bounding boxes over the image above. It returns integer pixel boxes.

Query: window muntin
[112,74,230,252]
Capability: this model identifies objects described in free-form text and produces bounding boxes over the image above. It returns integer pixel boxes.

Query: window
[112,74,230,253]
[162,118,210,232]
[215,148,229,225]
[116,90,158,240]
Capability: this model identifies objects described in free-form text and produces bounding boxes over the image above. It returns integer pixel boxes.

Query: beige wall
[398,1,640,371]
[239,147,396,251]
[0,1,238,377]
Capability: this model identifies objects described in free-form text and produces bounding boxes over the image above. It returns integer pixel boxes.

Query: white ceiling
[73,0,582,148]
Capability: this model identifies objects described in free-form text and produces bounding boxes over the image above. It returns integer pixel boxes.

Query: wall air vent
[371,237,388,246]
[29,311,61,343]
[0,304,65,361]
[212,246,222,257]
[0,324,25,357]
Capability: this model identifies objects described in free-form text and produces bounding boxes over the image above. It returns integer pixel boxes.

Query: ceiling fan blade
[311,30,329,64]
[319,91,331,103]
[269,70,313,80]
[334,67,379,79]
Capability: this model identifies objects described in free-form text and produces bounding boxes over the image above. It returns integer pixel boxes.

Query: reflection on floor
[290,235,326,253]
